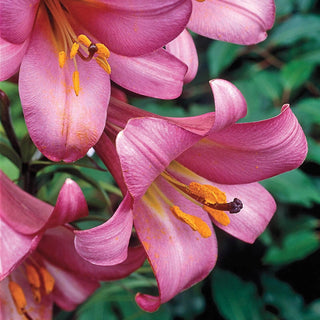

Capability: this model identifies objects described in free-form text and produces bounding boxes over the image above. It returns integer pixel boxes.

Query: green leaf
[0,81,27,139]
[261,170,320,207]
[296,0,318,12]
[280,214,319,233]
[281,60,315,91]
[293,98,320,134]
[261,274,305,320]
[306,137,320,165]
[296,48,320,64]
[274,0,295,17]
[131,98,187,117]
[0,154,19,180]
[233,79,277,122]
[78,301,118,320]
[171,283,205,319]
[304,299,320,320]
[263,230,320,265]
[211,269,265,320]
[268,14,320,46]
[77,277,167,320]
[0,142,21,169]
[252,70,283,102]
[20,134,37,163]
[207,41,242,77]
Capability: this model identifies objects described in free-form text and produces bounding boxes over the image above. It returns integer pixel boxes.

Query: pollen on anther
[72,71,80,96]
[25,264,41,289]
[39,267,55,295]
[70,42,80,59]
[78,34,91,47]
[96,56,111,74]
[204,206,230,226]
[59,51,67,68]
[9,280,27,315]
[171,206,212,238]
[96,43,110,58]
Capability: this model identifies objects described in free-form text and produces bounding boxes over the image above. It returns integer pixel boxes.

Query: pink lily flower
[0,171,146,319]
[189,0,276,45]
[0,0,192,162]
[166,29,198,83]
[75,80,307,311]
[166,0,276,83]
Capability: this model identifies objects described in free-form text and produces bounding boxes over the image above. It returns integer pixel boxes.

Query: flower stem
[0,89,21,157]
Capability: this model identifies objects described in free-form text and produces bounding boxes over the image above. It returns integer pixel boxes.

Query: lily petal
[0,170,52,235]
[107,95,215,136]
[188,0,275,44]
[109,49,187,99]
[94,132,128,195]
[178,105,308,184]
[74,194,133,266]
[66,0,192,56]
[209,79,247,132]
[45,179,88,229]
[211,182,276,243]
[0,37,29,81]
[43,260,99,311]
[117,118,201,199]
[166,29,198,83]
[166,163,276,243]
[38,226,146,280]
[0,0,39,44]
[134,176,217,312]
[0,220,41,280]
[19,11,110,162]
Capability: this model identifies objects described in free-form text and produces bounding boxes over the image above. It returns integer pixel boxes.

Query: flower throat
[43,0,111,96]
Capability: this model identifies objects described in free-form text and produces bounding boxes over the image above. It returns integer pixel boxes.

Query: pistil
[161,170,243,226]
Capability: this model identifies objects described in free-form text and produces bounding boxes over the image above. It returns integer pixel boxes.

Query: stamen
[25,264,41,289]
[59,51,67,68]
[70,42,79,59]
[171,206,212,238]
[188,182,226,206]
[96,43,110,58]
[95,56,111,74]
[8,280,27,315]
[161,171,243,227]
[78,34,91,47]
[203,206,230,226]
[25,264,41,303]
[72,71,80,96]
[39,267,55,295]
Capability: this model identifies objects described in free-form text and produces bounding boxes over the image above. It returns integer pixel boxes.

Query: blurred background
[1,0,320,319]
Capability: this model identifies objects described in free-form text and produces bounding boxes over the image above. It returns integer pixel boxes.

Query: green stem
[0,89,21,157]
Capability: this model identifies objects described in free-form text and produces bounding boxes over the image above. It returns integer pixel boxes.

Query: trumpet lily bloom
[75,80,307,311]
[0,171,146,319]
[166,0,276,83]
[189,0,275,45]
[0,0,191,162]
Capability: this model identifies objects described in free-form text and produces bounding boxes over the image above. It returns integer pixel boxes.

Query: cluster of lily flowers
[0,0,308,319]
